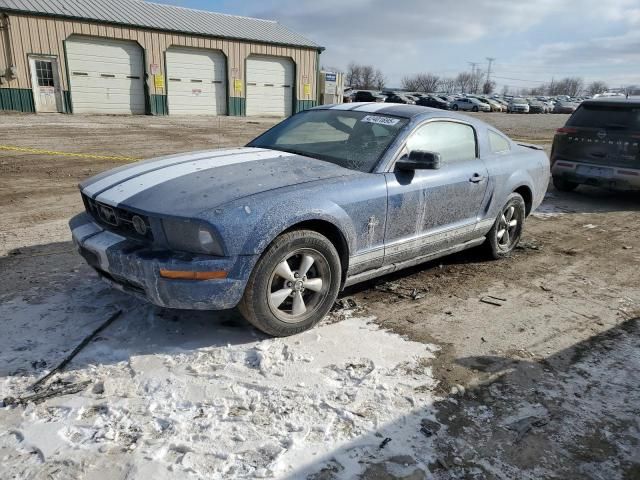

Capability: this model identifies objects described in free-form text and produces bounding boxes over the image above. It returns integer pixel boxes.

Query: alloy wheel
[496,205,521,248]
[267,248,330,323]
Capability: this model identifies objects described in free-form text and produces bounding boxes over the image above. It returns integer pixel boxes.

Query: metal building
[0,0,322,116]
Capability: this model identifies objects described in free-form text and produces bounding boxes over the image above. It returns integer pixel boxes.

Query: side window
[489,130,511,153]
[405,121,477,165]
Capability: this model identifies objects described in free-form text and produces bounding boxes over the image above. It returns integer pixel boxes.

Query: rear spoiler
[517,142,544,151]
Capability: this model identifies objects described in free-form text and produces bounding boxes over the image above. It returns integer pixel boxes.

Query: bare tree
[586,81,608,96]
[440,77,456,93]
[482,80,496,95]
[469,70,484,94]
[346,62,385,89]
[401,73,440,93]
[455,72,473,93]
[372,69,386,90]
[345,62,362,88]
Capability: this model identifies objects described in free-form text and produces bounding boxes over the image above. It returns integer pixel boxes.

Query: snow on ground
[0,278,440,479]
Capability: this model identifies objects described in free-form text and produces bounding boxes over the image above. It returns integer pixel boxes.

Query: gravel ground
[1,111,638,479]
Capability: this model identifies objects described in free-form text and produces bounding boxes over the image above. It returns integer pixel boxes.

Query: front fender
[201,187,358,257]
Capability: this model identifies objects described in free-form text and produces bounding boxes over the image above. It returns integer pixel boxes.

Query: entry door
[29,56,62,113]
[383,121,488,265]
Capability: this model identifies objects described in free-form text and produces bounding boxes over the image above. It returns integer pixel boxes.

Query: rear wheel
[452,104,459,111]
[486,193,526,259]
[238,230,341,337]
[553,176,579,192]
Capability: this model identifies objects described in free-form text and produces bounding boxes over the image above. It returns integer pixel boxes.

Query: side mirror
[396,150,442,171]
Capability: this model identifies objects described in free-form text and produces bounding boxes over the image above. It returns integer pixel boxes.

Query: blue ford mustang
[70,103,549,336]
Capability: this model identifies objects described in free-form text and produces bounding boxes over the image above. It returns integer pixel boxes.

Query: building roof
[0,0,322,50]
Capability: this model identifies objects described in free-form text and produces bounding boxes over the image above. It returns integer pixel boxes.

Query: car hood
[80,147,358,217]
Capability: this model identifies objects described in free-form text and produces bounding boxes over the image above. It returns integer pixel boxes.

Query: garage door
[66,37,145,114]
[166,48,227,115]
[246,56,294,117]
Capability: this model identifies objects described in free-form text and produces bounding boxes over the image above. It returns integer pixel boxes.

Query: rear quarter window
[489,130,511,153]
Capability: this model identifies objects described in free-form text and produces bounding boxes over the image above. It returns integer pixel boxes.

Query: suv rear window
[567,104,640,131]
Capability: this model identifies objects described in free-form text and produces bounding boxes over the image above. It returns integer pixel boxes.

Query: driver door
[383,120,489,265]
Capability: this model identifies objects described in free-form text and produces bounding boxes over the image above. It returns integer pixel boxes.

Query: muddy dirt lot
[1,112,639,479]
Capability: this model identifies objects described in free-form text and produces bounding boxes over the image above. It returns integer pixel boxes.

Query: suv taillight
[556,127,578,135]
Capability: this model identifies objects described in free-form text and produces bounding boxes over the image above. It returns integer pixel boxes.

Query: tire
[553,176,579,192]
[472,106,479,112]
[238,230,341,337]
[486,193,526,259]
[452,104,459,111]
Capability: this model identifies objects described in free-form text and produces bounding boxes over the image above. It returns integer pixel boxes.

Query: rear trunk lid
[553,102,640,169]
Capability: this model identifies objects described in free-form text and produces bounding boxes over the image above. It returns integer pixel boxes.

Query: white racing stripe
[81,230,126,270]
[330,102,369,110]
[95,149,295,206]
[83,148,253,197]
[352,103,393,113]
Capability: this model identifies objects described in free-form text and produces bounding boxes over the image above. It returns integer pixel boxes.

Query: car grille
[82,193,153,241]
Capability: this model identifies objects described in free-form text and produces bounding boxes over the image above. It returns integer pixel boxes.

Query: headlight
[162,218,224,256]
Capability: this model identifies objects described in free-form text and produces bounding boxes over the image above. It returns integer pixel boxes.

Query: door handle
[469,173,485,183]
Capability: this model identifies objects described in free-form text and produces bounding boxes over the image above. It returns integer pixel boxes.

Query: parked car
[508,98,530,113]
[551,96,640,192]
[451,97,491,112]
[71,104,549,336]
[385,93,416,105]
[527,100,547,114]
[416,95,450,110]
[485,98,505,112]
[553,101,579,114]
[353,90,385,103]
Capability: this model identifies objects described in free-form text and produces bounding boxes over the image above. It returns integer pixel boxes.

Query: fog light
[132,215,147,235]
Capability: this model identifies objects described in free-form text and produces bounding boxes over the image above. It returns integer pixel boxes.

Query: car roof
[310,102,491,125]
[582,96,640,107]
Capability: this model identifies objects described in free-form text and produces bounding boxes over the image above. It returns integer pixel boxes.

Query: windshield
[568,104,640,131]
[248,110,409,172]
[512,98,526,104]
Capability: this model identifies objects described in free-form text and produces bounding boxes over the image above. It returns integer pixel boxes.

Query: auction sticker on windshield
[361,115,400,126]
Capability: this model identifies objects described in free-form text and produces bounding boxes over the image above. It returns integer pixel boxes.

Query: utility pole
[485,57,495,83]
[468,62,479,93]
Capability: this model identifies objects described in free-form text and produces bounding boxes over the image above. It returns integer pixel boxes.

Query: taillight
[556,127,578,135]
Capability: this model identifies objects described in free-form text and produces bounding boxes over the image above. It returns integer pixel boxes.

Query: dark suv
[551,97,640,191]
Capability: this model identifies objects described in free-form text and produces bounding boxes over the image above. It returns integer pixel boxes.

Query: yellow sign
[234,79,243,92]
[154,74,164,90]
[303,83,311,96]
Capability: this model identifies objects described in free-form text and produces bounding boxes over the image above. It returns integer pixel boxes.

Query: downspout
[0,13,16,82]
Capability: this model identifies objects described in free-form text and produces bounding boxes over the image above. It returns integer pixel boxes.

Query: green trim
[150,94,168,115]
[295,100,317,113]
[229,96,246,116]
[0,88,36,112]
[62,90,72,113]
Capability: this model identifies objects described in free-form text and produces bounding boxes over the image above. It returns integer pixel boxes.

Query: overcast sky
[157,0,640,91]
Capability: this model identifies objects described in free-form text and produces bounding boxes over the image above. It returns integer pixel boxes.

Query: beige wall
[0,12,319,103]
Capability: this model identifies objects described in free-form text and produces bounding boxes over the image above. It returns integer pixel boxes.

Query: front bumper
[552,161,640,191]
[69,213,257,310]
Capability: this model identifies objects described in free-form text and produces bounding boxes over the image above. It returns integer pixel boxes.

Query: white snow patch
[0,280,440,479]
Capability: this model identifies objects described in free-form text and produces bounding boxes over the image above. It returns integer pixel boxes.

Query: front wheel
[452,104,459,111]
[472,106,479,112]
[486,193,526,259]
[238,230,341,336]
